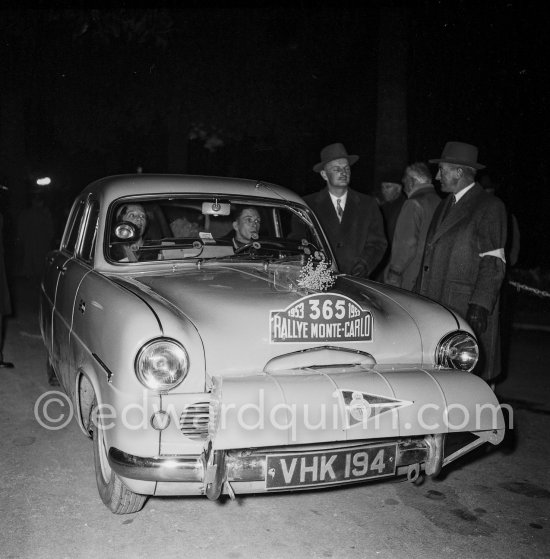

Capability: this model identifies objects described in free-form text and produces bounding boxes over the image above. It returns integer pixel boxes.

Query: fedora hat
[429,141,485,170]
[313,143,359,173]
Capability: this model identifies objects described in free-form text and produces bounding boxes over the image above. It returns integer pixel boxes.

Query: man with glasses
[304,143,387,277]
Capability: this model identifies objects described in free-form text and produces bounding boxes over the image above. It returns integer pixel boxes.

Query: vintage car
[40,174,505,514]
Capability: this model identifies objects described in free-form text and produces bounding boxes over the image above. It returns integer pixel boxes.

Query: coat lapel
[431,185,483,242]
[340,189,360,229]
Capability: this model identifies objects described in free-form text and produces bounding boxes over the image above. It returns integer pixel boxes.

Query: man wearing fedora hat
[304,143,387,277]
[415,141,508,386]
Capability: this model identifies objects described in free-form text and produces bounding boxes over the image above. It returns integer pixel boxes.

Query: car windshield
[107,196,329,265]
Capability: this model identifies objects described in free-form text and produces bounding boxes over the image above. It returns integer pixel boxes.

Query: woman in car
[111,203,160,262]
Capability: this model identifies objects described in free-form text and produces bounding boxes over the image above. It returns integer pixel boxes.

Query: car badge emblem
[339,390,413,426]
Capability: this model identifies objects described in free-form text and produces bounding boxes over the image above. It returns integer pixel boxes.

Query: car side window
[62,200,86,255]
[81,201,99,263]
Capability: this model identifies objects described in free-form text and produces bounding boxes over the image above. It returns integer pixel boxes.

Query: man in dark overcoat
[304,143,387,277]
[415,142,507,384]
[385,162,441,291]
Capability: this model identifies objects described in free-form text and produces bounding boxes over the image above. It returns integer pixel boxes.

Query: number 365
[308,299,345,320]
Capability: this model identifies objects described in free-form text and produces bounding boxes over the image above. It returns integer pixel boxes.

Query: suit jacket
[303,187,387,276]
[415,183,507,380]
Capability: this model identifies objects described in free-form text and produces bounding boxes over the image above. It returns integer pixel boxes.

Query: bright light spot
[36,177,51,186]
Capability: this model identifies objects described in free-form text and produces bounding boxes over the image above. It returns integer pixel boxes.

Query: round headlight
[435,331,479,372]
[135,339,189,391]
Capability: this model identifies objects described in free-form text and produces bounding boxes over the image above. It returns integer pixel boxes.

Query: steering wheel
[233,240,261,255]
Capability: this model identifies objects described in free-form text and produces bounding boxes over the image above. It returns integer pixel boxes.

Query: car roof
[80,174,306,205]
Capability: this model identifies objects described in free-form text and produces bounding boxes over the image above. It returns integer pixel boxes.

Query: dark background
[1,1,548,268]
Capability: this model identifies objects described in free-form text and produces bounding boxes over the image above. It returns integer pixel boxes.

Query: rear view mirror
[202,201,231,216]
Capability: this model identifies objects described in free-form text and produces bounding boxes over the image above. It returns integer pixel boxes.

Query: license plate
[266,444,397,490]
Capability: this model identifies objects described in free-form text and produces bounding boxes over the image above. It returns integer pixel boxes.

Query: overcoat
[386,185,441,290]
[303,187,387,277]
[415,183,507,381]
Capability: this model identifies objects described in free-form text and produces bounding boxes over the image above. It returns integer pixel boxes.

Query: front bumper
[108,430,502,496]
[109,367,505,497]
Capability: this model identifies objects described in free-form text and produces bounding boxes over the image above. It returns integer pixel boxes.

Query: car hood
[124,264,457,378]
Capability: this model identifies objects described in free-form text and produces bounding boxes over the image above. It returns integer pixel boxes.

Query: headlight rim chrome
[135,337,189,392]
[435,330,479,372]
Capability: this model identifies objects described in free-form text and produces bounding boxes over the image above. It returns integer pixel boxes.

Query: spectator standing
[415,142,507,386]
[374,176,407,280]
[385,162,440,290]
[304,143,387,277]
[0,209,14,368]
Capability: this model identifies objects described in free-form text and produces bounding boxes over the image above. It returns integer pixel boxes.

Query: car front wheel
[92,401,147,514]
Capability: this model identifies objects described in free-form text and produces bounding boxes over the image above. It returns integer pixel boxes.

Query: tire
[92,401,147,514]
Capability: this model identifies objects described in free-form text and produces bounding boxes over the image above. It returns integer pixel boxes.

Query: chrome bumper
[108,447,205,482]
[108,435,448,486]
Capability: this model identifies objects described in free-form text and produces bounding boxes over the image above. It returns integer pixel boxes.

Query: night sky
[1,1,548,267]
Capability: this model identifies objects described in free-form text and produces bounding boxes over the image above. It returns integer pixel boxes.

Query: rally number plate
[266,444,397,490]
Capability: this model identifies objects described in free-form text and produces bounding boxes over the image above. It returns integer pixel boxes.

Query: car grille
[179,401,210,440]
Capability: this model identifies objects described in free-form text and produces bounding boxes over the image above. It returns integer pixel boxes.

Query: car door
[50,197,93,387]
[40,251,70,356]
[63,198,101,395]
[41,199,85,362]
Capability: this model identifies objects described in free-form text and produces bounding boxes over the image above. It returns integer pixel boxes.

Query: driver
[230,207,261,248]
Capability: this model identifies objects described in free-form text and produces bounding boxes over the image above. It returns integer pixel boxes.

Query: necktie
[336,198,343,222]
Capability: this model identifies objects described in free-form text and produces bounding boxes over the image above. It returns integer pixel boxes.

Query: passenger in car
[111,203,160,262]
[170,213,202,238]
